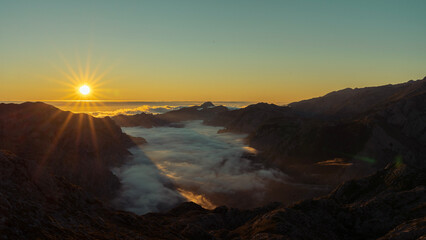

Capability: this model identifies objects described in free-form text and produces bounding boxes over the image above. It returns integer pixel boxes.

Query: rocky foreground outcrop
[0,102,136,199]
[1,150,424,239]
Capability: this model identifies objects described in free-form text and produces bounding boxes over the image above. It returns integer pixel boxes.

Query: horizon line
[0,99,262,103]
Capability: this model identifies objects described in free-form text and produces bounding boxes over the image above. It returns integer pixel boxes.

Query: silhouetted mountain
[159,102,229,122]
[200,101,215,108]
[112,102,230,127]
[112,112,173,127]
[0,102,135,199]
[210,103,296,133]
[289,77,426,119]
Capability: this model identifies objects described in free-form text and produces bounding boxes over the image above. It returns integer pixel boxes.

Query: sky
[1,0,425,103]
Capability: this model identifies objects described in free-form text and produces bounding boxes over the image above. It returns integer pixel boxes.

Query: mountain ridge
[1,77,425,239]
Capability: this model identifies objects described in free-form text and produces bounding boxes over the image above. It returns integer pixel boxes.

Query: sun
[54,54,110,101]
[79,85,91,95]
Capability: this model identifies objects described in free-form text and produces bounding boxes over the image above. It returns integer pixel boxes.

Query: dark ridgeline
[0,102,137,199]
[111,100,229,127]
[1,77,425,239]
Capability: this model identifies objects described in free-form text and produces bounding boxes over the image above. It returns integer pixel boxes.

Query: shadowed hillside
[0,102,136,199]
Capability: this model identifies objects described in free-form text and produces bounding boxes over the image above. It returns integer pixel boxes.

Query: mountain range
[1,77,425,239]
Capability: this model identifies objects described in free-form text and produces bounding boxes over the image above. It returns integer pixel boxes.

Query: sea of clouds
[85,102,249,117]
[113,121,288,214]
[91,105,183,117]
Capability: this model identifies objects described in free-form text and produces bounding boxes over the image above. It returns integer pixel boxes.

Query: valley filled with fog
[114,120,329,214]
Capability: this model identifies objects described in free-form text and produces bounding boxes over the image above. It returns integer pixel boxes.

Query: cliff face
[0,102,135,199]
[1,150,424,239]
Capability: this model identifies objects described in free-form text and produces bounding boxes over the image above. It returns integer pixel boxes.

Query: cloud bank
[112,149,186,214]
[87,102,249,118]
[91,105,183,117]
[116,121,289,213]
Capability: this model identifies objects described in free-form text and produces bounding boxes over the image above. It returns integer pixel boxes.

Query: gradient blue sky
[1,0,425,102]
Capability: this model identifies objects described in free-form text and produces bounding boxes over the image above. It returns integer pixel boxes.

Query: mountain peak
[200,102,215,108]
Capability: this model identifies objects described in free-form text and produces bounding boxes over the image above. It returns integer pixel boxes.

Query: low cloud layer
[115,121,290,214]
[88,102,250,117]
[112,149,186,214]
[91,105,183,117]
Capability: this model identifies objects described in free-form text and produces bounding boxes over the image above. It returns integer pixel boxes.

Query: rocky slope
[1,150,424,239]
[0,102,136,199]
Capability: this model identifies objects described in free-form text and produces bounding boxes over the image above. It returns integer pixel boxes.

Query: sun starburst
[46,53,117,113]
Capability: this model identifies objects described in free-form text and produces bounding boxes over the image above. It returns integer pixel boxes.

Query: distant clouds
[67,102,248,117]
[91,105,182,117]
